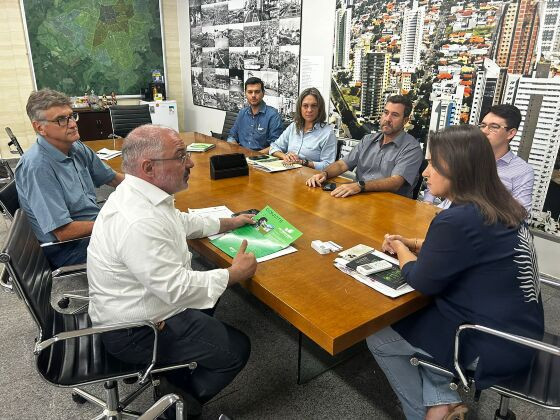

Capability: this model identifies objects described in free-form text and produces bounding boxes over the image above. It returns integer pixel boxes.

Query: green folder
[211,206,302,259]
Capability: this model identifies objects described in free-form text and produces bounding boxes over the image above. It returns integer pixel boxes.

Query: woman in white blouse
[269,88,337,171]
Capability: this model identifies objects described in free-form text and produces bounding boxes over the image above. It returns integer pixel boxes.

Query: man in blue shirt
[15,89,124,268]
[227,77,284,152]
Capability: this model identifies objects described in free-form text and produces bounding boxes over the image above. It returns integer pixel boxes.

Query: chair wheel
[71,392,87,404]
[58,297,70,309]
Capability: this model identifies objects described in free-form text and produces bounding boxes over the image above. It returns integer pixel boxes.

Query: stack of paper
[96,148,121,160]
[187,143,216,152]
[251,159,302,173]
[334,245,414,298]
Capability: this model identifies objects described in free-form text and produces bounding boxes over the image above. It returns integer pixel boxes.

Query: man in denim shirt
[15,89,124,268]
[227,77,284,152]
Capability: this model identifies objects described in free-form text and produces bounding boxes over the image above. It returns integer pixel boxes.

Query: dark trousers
[42,237,90,269]
[102,309,250,403]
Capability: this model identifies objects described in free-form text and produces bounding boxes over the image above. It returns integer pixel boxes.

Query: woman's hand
[382,234,406,255]
[383,233,420,269]
[283,152,300,163]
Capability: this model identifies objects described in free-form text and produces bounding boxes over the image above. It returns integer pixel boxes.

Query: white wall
[178,0,336,135]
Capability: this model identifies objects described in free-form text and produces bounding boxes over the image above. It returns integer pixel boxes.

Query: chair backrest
[109,105,152,138]
[220,111,238,139]
[0,209,55,340]
[0,159,14,181]
[0,180,20,219]
[5,127,24,156]
[412,159,428,200]
[337,138,360,160]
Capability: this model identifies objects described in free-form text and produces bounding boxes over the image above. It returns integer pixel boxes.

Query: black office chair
[0,209,195,419]
[0,159,14,183]
[138,394,184,420]
[410,275,560,420]
[109,105,152,138]
[211,111,238,140]
[336,139,344,160]
[0,180,19,220]
[5,127,24,156]
[412,159,428,200]
[0,181,88,307]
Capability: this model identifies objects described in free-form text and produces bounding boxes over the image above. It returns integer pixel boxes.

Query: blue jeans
[367,327,461,420]
[42,237,90,269]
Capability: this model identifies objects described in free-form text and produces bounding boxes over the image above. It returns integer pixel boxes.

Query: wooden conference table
[89,132,438,356]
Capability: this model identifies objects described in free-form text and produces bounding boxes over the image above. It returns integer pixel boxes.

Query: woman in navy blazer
[367,125,544,420]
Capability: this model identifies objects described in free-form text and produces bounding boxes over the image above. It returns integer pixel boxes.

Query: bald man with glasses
[15,88,124,268]
[424,104,534,212]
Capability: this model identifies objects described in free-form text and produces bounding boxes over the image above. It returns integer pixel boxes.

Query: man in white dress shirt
[87,125,257,416]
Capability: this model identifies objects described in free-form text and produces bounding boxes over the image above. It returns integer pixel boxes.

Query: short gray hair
[121,125,174,174]
[26,88,71,121]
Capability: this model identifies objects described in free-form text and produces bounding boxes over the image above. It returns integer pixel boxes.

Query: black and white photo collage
[189,0,302,119]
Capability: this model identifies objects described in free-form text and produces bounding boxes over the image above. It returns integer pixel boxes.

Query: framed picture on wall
[188,0,303,121]
[22,0,165,96]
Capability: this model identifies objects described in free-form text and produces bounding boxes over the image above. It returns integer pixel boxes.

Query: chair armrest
[540,273,560,290]
[210,131,224,140]
[52,263,87,277]
[453,324,560,389]
[35,320,161,382]
[41,236,91,248]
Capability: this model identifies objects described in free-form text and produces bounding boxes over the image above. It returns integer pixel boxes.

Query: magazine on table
[334,244,414,298]
[187,143,216,152]
[211,206,302,261]
[246,155,302,172]
[96,148,121,160]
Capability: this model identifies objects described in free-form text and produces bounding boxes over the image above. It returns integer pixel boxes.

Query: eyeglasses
[41,112,80,127]
[478,122,511,133]
[150,151,192,165]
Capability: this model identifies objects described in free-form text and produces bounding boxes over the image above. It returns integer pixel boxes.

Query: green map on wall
[22,0,164,96]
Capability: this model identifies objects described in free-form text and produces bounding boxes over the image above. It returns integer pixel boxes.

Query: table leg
[296,332,366,385]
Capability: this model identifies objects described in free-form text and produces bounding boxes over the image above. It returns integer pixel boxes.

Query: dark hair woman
[269,87,336,171]
[367,124,543,420]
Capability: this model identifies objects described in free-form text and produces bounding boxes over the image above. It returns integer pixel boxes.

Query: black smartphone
[322,182,337,191]
[231,208,259,217]
[247,155,269,161]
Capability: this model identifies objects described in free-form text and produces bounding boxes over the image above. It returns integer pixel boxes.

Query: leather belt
[155,321,165,331]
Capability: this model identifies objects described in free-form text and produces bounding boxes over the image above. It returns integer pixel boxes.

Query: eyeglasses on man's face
[41,112,80,127]
[150,150,192,165]
[477,122,511,133]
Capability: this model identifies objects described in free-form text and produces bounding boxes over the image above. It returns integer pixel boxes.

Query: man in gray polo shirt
[306,95,423,198]
[15,89,124,268]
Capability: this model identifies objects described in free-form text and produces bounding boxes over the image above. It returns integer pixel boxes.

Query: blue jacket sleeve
[401,215,476,295]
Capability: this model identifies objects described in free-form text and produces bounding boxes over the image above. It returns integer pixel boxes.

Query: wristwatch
[358,180,366,193]
[301,159,308,167]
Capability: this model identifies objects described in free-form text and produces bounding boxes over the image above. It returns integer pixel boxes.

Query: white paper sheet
[188,206,234,240]
[96,148,121,160]
[333,249,414,298]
